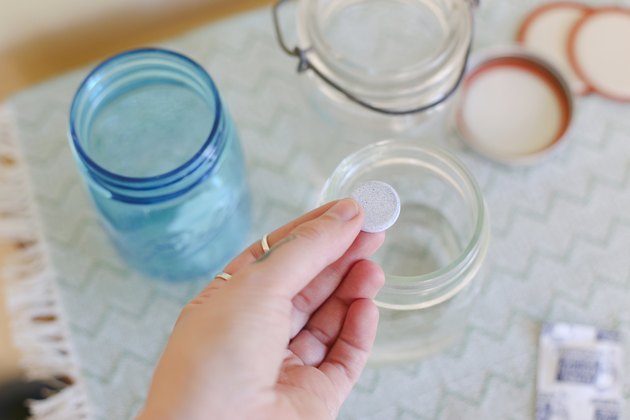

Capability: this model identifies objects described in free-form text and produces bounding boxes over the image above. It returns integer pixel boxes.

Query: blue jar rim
[69,47,223,185]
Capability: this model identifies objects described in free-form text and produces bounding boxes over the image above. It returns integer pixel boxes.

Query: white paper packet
[536,323,623,420]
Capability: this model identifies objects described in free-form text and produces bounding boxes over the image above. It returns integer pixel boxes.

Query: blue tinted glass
[70,49,251,280]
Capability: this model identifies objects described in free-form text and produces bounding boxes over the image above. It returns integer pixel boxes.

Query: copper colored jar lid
[455,48,573,165]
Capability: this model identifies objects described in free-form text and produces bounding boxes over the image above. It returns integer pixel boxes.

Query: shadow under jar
[276,0,474,134]
[69,48,251,281]
[320,141,489,363]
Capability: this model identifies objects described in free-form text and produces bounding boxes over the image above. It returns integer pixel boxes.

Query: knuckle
[291,291,314,313]
[294,221,326,243]
[308,323,335,346]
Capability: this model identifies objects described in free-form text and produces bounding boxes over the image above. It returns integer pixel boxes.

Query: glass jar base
[369,324,464,365]
[104,188,251,281]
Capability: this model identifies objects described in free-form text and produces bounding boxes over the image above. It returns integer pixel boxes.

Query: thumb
[237,198,364,298]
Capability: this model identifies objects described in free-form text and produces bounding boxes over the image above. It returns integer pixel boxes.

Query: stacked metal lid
[518,3,630,101]
[455,2,630,165]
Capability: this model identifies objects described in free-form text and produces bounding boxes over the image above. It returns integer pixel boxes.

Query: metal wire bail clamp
[272,0,476,116]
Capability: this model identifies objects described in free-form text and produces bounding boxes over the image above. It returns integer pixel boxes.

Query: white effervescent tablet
[351,181,401,233]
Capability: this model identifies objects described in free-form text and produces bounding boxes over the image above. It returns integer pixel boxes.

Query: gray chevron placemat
[5,0,630,418]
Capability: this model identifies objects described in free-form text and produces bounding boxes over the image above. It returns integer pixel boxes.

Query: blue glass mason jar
[69,48,251,280]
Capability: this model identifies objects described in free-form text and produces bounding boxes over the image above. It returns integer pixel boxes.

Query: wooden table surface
[0,0,271,382]
[0,0,272,100]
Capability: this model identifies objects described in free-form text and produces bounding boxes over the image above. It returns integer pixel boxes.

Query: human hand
[139,199,385,420]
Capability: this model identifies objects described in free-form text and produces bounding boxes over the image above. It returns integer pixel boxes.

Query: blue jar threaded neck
[69,48,227,204]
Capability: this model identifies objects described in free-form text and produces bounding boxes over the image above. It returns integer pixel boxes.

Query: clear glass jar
[320,141,489,363]
[275,0,474,134]
[69,49,251,280]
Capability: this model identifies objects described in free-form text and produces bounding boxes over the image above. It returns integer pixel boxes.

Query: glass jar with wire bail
[320,141,490,363]
[273,0,476,136]
[69,49,251,281]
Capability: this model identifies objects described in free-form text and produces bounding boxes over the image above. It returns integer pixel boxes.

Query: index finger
[223,200,339,275]
[237,198,364,298]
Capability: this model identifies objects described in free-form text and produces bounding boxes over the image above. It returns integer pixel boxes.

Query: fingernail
[328,198,360,221]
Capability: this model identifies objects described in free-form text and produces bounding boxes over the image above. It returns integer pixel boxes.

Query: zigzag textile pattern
[4,0,630,418]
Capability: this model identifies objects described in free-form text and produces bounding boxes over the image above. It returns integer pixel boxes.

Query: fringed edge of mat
[0,104,91,420]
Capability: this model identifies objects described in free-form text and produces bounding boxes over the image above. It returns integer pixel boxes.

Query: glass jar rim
[297,0,472,91]
[320,140,489,308]
[69,48,223,186]
[305,1,456,79]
